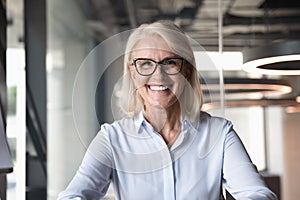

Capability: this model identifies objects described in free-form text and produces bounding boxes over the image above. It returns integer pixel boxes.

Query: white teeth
[149,85,168,91]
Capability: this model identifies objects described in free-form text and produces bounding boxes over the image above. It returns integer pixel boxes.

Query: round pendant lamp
[242,40,300,75]
[201,77,294,111]
[201,77,292,101]
[203,99,298,111]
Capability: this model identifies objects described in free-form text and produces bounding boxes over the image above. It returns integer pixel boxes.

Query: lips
[148,85,168,91]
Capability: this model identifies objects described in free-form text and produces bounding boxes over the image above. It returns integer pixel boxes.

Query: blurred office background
[1,0,300,199]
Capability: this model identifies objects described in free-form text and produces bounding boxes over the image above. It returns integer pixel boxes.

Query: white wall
[225,107,266,171]
[47,0,96,199]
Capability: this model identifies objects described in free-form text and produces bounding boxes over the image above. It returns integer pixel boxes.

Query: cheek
[131,70,148,89]
[173,75,187,96]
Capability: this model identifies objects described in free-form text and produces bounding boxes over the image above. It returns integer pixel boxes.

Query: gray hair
[114,20,203,121]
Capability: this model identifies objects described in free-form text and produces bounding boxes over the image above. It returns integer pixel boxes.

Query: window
[6,48,26,200]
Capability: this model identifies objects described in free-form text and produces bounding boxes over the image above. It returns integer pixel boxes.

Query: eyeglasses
[132,57,184,76]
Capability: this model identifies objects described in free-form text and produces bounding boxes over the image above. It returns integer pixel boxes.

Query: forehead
[131,35,176,58]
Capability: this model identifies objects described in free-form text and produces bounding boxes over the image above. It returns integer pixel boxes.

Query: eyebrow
[133,56,182,62]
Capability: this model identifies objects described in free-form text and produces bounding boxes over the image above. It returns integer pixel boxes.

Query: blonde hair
[114,20,203,121]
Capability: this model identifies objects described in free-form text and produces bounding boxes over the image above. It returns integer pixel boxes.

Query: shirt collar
[182,115,199,132]
[133,111,147,133]
[133,111,199,134]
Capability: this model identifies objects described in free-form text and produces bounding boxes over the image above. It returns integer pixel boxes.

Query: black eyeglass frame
[132,57,185,76]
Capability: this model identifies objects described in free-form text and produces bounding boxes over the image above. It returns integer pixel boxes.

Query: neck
[144,103,182,146]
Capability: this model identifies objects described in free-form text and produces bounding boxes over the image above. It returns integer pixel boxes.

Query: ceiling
[6,0,300,105]
[7,0,300,57]
[75,0,300,101]
[76,0,300,51]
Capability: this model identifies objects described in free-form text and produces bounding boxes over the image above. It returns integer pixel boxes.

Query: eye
[136,60,154,68]
[164,58,182,68]
[141,61,152,67]
[165,59,177,65]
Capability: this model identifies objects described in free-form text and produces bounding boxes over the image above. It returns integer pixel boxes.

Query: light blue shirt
[58,112,277,200]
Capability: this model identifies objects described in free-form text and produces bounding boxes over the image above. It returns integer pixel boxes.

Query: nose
[151,64,166,79]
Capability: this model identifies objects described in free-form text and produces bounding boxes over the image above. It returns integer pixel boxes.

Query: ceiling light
[242,41,300,75]
[296,95,300,103]
[285,105,300,114]
[203,99,297,111]
[201,78,292,101]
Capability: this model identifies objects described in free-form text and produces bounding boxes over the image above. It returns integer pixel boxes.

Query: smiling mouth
[148,85,169,91]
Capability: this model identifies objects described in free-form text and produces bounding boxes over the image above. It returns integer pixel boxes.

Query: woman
[58,21,277,200]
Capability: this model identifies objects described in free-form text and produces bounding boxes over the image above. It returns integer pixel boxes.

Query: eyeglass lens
[134,58,183,75]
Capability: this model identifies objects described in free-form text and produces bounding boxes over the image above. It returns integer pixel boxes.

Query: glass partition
[44,0,297,199]
[5,0,298,199]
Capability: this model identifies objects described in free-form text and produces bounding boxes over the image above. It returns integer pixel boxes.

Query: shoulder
[199,111,233,130]
[197,111,235,143]
[100,117,135,133]
[97,117,140,142]
[90,117,137,152]
[194,111,234,158]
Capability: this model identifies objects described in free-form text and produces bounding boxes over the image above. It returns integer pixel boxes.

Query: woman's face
[129,35,191,110]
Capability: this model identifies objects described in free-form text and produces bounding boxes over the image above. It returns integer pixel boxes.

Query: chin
[148,99,178,109]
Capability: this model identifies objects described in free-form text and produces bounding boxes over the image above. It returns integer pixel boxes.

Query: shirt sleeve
[222,122,278,200]
[57,131,113,200]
